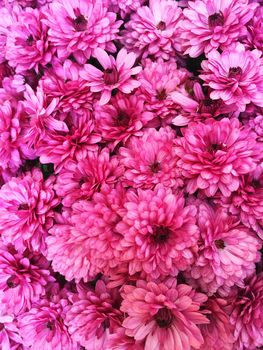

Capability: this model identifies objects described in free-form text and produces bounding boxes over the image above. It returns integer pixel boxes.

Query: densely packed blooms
[0,0,262,349]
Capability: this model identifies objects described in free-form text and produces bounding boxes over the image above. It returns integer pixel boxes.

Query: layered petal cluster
[245,5,263,51]
[0,168,59,253]
[121,279,209,350]
[186,203,261,296]
[119,127,182,189]
[122,0,182,59]
[109,0,145,19]
[180,0,257,57]
[116,185,199,278]
[0,315,24,350]
[174,118,261,197]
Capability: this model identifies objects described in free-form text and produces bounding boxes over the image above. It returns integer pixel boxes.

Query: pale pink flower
[55,148,123,207]
[229,273,263,350]
[200,44,263,112]
[65,280,122,350]
[0,245,54,315]
[80,48,141,105]
[187,203,261,296]
[94,93,153,147]
[116,185,199,279]
[122,0,182,59]
[175,118,261,197]
[45,0,122,64]
[180,0,257,57]
[0,168,59,253]
[119,127,182,190]
[0,315,23,350]
[6,8,52,73]
[121,279,209,350]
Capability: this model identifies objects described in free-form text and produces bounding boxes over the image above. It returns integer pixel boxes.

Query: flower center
[115,112,130,127]
[228,67,242,79]
[46,321,54,330]
[150,161,161,173]
[251,179,261,188]
[18,203,29,210]
[26,35,34,46]
[155,307,174,328]
[152,226,171,244]
[0,324,4,331]
[156,88,167,101]
[73,15,87,32]
[102,318,110,330]
[208,12,224,28]
[103,67,119,86]
[6,275,19,288]
[215,239,225,249]
[156,21,166,31]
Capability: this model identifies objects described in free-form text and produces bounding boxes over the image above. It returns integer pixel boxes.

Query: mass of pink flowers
[0,0,262,349]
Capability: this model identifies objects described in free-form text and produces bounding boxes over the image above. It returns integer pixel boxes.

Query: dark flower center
[150,161,161,173]
[115,112,130,127]
[46,321,54,330]
[215,239,225,249]
[6,275,19,288]
[26,35,34,46]
[24,70,39,90]
[156,88,167,101]
[228,67,243,79]
[251,179,261,189]
[18,203,29,210]
[102,318,110,330]
[155,307,174,328]
[0,324,4,331]
[73,15,87,32]
[104,67,119,86]
[208,12,224,28]
[152,226,171,244]
[156,21,166,31]
[203,98,213,107]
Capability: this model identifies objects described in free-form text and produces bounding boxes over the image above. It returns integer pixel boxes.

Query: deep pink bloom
[122,0,182,59]
[45,0,122,63]
[200,44,263,112]
[119,127,182,189]
[80,48,141,105]
[37,109,101,172]
[121,279,209,350]
[0,245,54,315]
[6,8,52,73]
[229,273,263,350]
[116,185,199,279]
[187,203,261,296]
[0,315,24,350]
[65,280,122,349]
[94,93,153,147]
[180,0,257,57]
[245,5,263,51]
[8,69,40,93]
[55,148,123,207]
[175,118,261,197]
[0,169,59,253]
[18,296,78,350]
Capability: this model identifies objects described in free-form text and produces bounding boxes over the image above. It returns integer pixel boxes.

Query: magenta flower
[0,169,59,253]
[121,279,209,350]
[248,114,263,141]
[119,127,182,189]
[200,44,263,112]
[245,5,263,51]
[180,0,257,57]
[65,280,122,349]
[0,315,24,350]
[187,202,261,296]
[116,185,199,279]
[80,48,141,105]
[0,6,19,64]
[109,0,145,19]
[175,118,261,197]
[122,0,182,59]
[45,0,122,64]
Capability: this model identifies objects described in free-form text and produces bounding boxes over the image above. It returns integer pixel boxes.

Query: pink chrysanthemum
[180,0,257,57]
[187,203,261,296]
[109,0,145,19]
[119,127,182,190]
[0,169,59,253]
[229,273,263,350]
[175,118,261,197]
[121,279,209,350]
[80,48,141,105]
[65,280,122,349]
[55,148,123,207]
[138,58,190,122]
[0,6,19,64]
[0,315,24,350]
[37,109,101,172]
[94,93,153,147]
[200,44,263,112]
[0,245,54,315]
[18,296,78,350]
[116,185,199,279]
[245,5,263,51]
[200,297,235,350]
[47,185,125,281]
[40,58,94,113]
[122,0,182,60]
[108,327,144,350]
[8,69,40,93]
[6,8,52,73]
[45,0,121,64]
